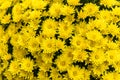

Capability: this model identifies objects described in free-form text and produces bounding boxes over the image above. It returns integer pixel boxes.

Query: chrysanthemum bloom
[20,58,34,72]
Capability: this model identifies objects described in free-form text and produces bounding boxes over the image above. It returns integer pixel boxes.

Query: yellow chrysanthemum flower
[67,66,88,80]
[102,72,114,80]
[62,46,74,60]
[6,23,18,37]
[27,37,40,53]
[13,47,27,60]
[41,19,57,37]
[31,0,48,9]
[49,2,63,17]
[82,3,99,16]
[28,10,41,20]
[106,50,120,65]
[1,53,11,61]
[39,62,52,72]
[90,49,106,65]
[37,70,49,80]
[55,39,65,50]
[97,10,113,23]
[41,52,54,64]
[100,0,119,7]
[93,19,108,32]
[67,0,80,6]
[50,68,61,79]
[20,58,34,72]
[86,30,103,41]
[0,0,12,9]
[41,38,56,53]
[61,5,74,15]
[12,3,22,22]
[91,64,108,76]
[78,10,88,19]
[19,70,34,80]
[73,49,88,62]
[74,21,87,35]
[55,54,72,71]
[58,21,73,39]
[107,23,120,35]
[71,34,88,49]
[21,0,31,9]
[1,14,11,24]
[3,70,12,80]
[112,7,120,16]
[8,60,20,75]
[42,19,57,30]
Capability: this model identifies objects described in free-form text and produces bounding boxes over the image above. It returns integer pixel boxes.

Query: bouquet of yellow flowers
[1,0,120,80]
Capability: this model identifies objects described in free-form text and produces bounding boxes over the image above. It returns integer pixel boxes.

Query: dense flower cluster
[1,0,120,80]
